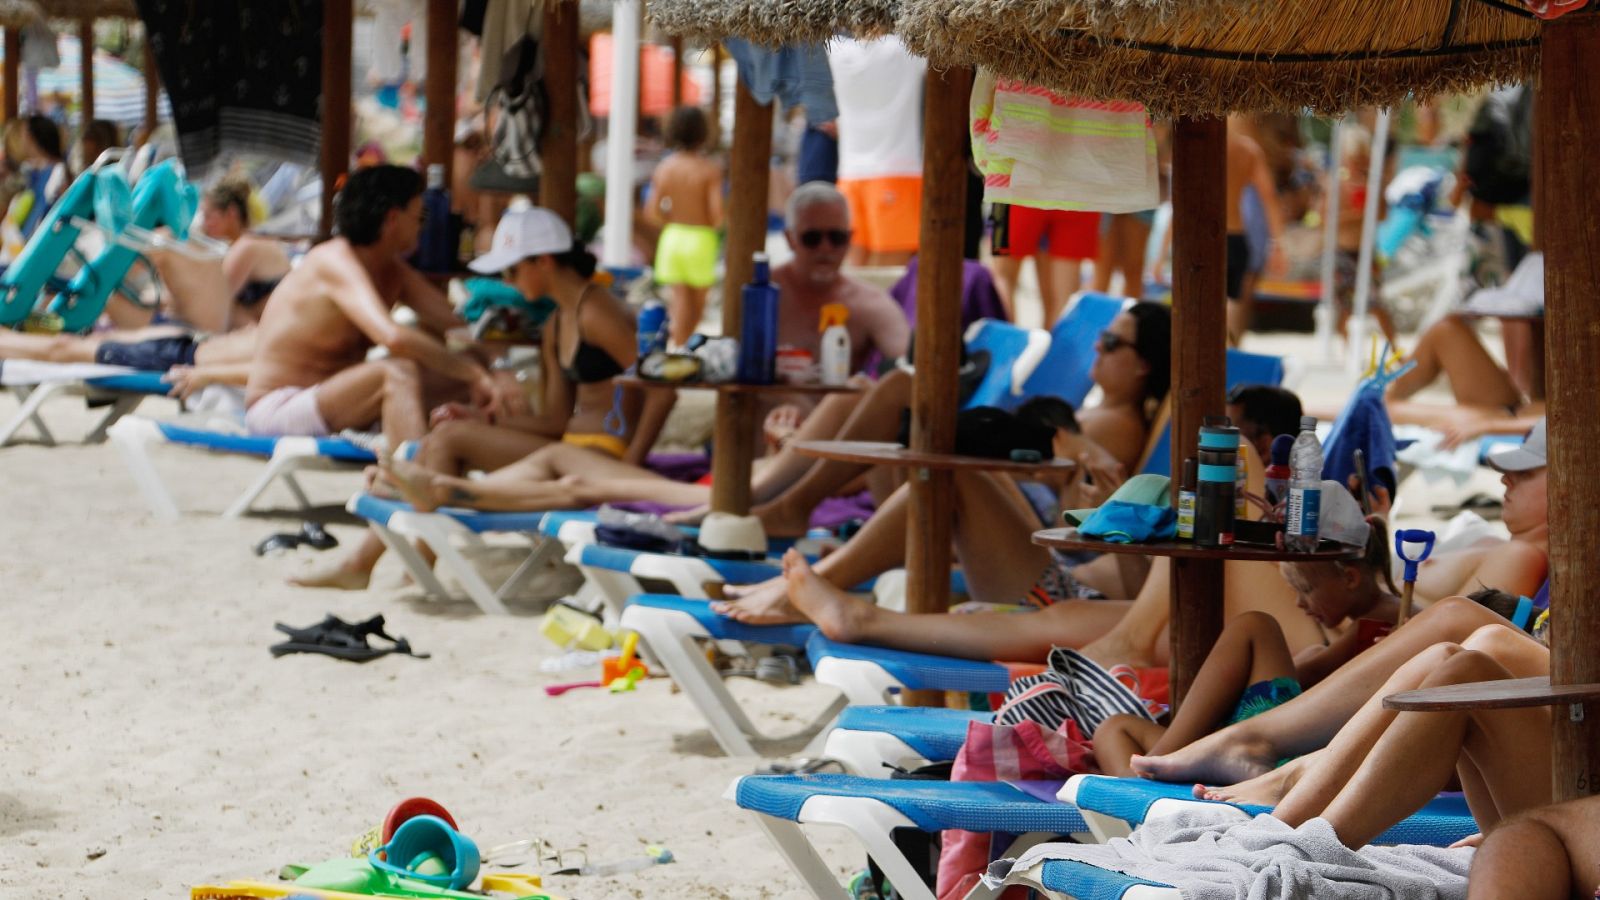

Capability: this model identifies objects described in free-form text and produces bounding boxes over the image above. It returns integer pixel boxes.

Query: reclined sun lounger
[110,416,376,520]
[731,769,1478,900]
[960,318,1051,408]
[731,773,1091,900]
[1007,292,1129,411]
[0,362,174,447]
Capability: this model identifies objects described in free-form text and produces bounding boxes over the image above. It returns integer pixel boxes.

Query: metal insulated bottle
[1194,416,1240,547]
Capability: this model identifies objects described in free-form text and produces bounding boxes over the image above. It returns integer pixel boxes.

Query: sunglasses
[798,229,851,249]
[1097,330,1134,354]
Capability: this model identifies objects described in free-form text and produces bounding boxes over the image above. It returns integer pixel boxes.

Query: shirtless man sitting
[244,165,515,445]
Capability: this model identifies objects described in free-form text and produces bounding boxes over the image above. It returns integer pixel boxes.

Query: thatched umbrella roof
[0,0,43,28]
[36,0,137,17]
[896,0,1540,116]
[646,0,899,46]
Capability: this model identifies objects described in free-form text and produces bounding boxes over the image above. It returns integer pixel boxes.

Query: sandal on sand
[759,757,847,776]
[270,614,429,663]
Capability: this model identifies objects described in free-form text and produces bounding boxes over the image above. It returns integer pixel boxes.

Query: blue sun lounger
[0,364,175,447]
[1008,292,1129,411]
[110,416,376,521]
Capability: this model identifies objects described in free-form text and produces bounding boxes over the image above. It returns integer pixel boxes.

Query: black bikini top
[235,277,281,307]
[559,289,627,385]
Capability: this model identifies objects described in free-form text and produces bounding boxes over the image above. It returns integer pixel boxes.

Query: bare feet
[1080,630,1158,669]
[1129,734,1278,787]
[377,457,443,512]
[750,497,815,540]
[711,576,807,625]
[780,549,874,643]
[289,561,372,591]
[1191,758,1301,807]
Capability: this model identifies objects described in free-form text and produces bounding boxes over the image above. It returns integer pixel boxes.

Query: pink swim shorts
[245,386,330,437]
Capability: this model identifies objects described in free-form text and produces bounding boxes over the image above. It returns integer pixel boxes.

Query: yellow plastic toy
[538,606,613,652]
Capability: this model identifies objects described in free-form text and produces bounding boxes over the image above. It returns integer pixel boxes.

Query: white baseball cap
[468,207,574,274]
[1487,417,1547,473]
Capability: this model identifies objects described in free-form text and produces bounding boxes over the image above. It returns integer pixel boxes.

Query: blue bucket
[368,814,480,890]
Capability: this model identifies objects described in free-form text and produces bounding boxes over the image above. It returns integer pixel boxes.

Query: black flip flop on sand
[270,614,429,663]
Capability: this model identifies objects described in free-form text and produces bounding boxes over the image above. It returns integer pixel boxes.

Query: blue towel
[1078,501,1176,544]
[1321,382,1399,499]
[721,39,838,125]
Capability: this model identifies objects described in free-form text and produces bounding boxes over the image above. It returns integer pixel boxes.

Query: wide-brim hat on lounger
[1486,418,1547,473]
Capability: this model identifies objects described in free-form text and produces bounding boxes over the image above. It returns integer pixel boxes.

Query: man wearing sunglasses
[768,182,910,378]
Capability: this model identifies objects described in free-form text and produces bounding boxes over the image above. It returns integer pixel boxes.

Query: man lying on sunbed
[244,164,516,448]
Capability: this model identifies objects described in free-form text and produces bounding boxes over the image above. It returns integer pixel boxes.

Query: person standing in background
[826,36,925,267]
[646,107,724,348]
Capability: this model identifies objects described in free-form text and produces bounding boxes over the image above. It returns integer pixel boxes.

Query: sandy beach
[0,329,1501,899]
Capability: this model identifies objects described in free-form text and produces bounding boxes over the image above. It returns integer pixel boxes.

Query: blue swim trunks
[1230,677,1302,725]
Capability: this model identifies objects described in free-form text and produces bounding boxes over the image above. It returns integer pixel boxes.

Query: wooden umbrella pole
[79,19,95,126]
[540,0,580,226]
[420,0,457,181]
[1540,12,1600,804]
[4,27,19,121]
[707,76,772,514]
[708,44,722,149]
[670,36,684,108]
[319,0,353,240]
[902,64,972,707]
[1167,116,1230,709]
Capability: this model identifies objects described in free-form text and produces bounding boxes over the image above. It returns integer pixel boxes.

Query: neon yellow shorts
[654,223,719,289]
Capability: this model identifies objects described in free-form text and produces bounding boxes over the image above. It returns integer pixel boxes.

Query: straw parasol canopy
[896,0,1541,116]
[646,0,899,45]
[0,0,43,28]
[35,0,137,17]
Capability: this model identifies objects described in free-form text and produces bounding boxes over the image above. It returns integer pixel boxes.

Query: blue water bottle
[737,252,779,384]
[637,299,667,361]
[412,164,454,272]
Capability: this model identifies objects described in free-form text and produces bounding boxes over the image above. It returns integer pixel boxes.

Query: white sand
[0,400,856,899]
[0,328,1505,899]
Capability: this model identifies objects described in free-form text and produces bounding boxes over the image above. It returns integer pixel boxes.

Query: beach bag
[970,69,1159,213]
[934,648,1158,900]
[487,34,547,180]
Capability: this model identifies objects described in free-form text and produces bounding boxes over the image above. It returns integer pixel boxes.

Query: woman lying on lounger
[0,177,289,365]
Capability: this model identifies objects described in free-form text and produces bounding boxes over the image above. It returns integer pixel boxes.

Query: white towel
[985,810,1474,900]
[0,360,138,386]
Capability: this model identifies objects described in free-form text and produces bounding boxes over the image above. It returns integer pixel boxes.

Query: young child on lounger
[1092,516,1401,776]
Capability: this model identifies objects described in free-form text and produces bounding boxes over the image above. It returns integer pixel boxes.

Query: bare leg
[1128,596,1512,785]
[1041,256,1083,327]
[749,368,912,536]
[417,420,553,477]
[1386,315,1522,409]
[1468,797,1600,900]
[0,330,104,362]
[1311,650,1551,849]
[1143,611,1296,755]
[989,255,1021,321]
[667,284,707,348]
[782,549,1128,660]
[313,358,432,447]
[1093,716,1170,778]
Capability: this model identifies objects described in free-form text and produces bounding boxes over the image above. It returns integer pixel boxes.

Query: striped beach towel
[995,647,1157,734]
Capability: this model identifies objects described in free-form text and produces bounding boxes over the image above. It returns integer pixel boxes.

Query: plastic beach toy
[368,815,480,890]
[1393,528,1436,625]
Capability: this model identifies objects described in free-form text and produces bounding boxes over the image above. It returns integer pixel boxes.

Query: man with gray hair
[772,181,909,373]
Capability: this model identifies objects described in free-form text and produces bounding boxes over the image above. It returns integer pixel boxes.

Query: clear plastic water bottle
[1285,416,1323,552]
[637,299,668,361]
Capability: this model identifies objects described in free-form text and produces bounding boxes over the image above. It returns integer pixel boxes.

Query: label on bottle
[1177,489,1196,540]
[1235,456,1248,519]
[1286,486,1321,538]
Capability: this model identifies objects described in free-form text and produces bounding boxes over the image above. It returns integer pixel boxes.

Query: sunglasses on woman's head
[1098,330,1133,354]
[798,228,851,249]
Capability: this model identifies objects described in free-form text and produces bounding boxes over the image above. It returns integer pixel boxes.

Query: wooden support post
[4,28,19,121]
[141,39,158,143]
[670,36,684,108]
[540,0,579,227]
[78,19,95,126]
[708,45,722,149]
[420,0,457,182]
[708,77,772,515]
[902,65,972,707]
[1167,116,1230,709]
[319,0,353,239]
[1540,12,1600,804]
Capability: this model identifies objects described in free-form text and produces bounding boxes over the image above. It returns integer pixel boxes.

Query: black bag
[1464,86,1534,206]
[897,406,1054,460]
